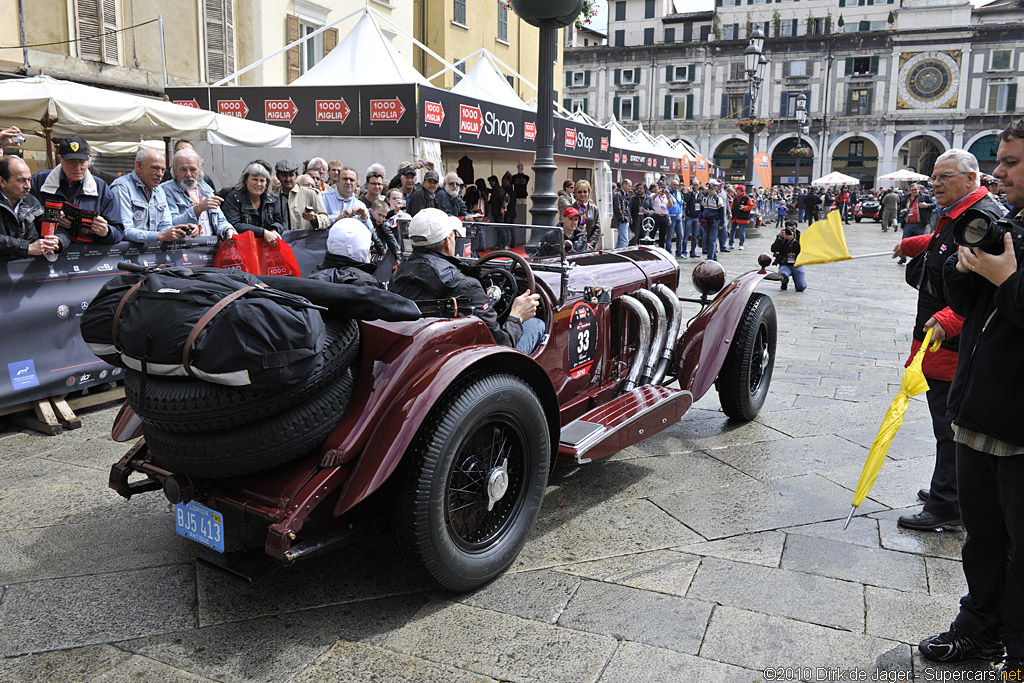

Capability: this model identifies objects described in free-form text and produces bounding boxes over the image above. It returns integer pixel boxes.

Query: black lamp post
[794,92,807,187]
[509,0,583,227]
[743,28,768,190]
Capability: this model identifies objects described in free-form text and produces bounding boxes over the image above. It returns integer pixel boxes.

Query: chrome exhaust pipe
[651,283,682,385]
[634,289,666,386]
[620,295,651,393]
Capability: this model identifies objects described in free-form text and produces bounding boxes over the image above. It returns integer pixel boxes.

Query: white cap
[447,215,466,238]
[326,218,371,262]
[707,179,720,186]
[409,207,457,245]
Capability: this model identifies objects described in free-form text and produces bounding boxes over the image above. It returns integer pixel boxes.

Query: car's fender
[674,270,770,401]
[328,320,559,518]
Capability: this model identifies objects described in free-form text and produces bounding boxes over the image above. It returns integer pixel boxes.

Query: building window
[453,58,466,85]
[700,25,711,42]
[645,0,655,18]
[506,74,515,89]
[620,97,635,120]
[453,0,466,25]
[717,0,742,5]
[849,140,865,157]
[300,21,323,74]
[664,27,675,43]
[722,24,736,41]
[991,50,1013,71]
[669,96,689,119]
[779,91,807,117]
[567,98,588,114]
[988,83,1018,113]
[810,17,826,35]
[620,68,636,84]
[497,3,508,41]
[207,0,235,82]
[728,93,746,117]
[847,87,872,115]
[729,62,745,81]
[77,0,119,64]
[779,20,795,37]
[644,27,654,45]
[683,22,693,41]
[667,64,693,82]
[614,30,625,47]
[570,70,586,87]
[614,1,626,21]
[849,56,873,75]
[786,60,807,77]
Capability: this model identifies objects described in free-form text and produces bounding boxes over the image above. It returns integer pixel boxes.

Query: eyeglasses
[929,172,969,184]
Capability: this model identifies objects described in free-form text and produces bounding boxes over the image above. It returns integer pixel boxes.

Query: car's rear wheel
[718,294,776,421]
[391,373,550,592]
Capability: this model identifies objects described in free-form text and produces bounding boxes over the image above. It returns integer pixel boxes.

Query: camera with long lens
[953,207,1024,259]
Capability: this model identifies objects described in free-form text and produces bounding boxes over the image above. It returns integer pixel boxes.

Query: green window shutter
[565,72,571,88]
[688,63,696,81]
[686,93,694,120]
[791,19,798,35]
[666,65,674,82]
[1008,84,1017,112]
[583,96,588,115]
[845,57,853,75]
[870,56,879,74]
[783,60,790,77]
[613,96,620,118]
[633,95,640,119]
[584,70,591,86]
[720,93,729,117]
[780,91,789,116]
[839,0,845,6]
[866,88,873,115]
[665,94,672,119]
[614,68,621,85]
[563,98,571,111]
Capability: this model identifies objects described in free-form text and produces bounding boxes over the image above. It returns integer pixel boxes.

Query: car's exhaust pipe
[634,289,666,386]
[651,283,682,385]
[620,295,651,393]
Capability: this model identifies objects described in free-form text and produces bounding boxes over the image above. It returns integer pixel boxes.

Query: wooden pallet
[1,385,125,435]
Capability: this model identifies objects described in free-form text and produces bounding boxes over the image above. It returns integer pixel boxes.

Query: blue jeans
[778,264,807,291]
[701,217,720,260]
[616,220,631,248]
[798,208,806,222]
[718,220,729,250]
[515,317,546,354]
[669,215,684,254]
[729,221,745,248]
[903,222,927,239]
[684,217,700,255]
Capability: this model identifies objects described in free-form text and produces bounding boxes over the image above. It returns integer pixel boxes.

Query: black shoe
[780,282,788,291]
[898,510,962,531]
[919,628,1004,663]
[917,489,930,502]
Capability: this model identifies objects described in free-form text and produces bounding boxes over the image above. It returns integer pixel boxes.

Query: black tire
[391,373,550,592]
[855,217,861,223]
[718,293,776,421]
[144,368,355,478]
[125,316,359,433]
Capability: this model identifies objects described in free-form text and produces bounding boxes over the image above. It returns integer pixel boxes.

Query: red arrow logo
[265,98,298,123]
[217,99,249,118]
[459,104,482,136]
[173,99,200,109]
[424,100,445,126]
[370,98,406,123]
[315,98,350,123]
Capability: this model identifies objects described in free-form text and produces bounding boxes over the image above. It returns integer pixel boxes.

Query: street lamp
[743,28,768,190]
[794,92,807,187]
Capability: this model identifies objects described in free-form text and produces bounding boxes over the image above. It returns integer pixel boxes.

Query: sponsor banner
[609,147,657,171]
[168,87,210,111]
[552,116,607,161]
[754,152,773,189]
[416,86,526,152]
[359,84,417,136]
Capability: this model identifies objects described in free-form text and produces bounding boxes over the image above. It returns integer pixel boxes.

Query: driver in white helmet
[389,208,543,353]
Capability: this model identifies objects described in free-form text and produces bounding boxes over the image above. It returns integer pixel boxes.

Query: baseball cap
[657,180,668,188]
[423,170,440,182]
[447,215,466,238]
[274,158,300,174]
[409,208,455,244]
[326,218,372,262]
[400,166,417,177]
[562,206,581,220]
[58,136,90,161]
[707,179,720,186]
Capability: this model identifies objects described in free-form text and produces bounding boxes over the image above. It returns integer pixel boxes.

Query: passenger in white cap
[389,208,544,353]
[307,217,383,288]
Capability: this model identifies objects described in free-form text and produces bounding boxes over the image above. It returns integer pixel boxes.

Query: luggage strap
[182,284,265,379]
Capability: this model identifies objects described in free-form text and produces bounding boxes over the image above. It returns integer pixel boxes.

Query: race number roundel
[568,302,597,379]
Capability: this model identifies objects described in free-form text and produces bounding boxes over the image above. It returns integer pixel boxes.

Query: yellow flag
[795,210,851,266]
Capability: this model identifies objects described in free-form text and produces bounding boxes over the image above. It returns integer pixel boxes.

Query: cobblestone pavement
[0,219,993,682]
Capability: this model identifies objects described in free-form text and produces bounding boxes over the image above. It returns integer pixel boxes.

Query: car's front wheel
[391,373,550,592]
[855,217,862,223]
[718,294,776,421]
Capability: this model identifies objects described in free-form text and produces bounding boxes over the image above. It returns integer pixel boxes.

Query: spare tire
[144,367,356,478]
[126,316,359,433]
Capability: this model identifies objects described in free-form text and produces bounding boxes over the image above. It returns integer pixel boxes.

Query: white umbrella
[812,171,860,187]
[878,169,929,182]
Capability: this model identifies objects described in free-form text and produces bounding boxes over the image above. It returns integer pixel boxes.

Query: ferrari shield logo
[70,141,80,152]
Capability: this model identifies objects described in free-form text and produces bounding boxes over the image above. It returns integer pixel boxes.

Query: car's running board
[558,385,693,464]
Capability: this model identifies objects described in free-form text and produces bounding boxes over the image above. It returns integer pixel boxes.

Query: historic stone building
[563,0,1023,187]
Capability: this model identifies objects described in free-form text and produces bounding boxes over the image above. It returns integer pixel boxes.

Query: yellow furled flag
[795,210,851,266]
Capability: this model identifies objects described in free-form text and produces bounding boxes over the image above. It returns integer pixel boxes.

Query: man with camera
[112,149,199,243]
[892,149,1004,532]
[915,120,1024,679]
[770,219,805,292]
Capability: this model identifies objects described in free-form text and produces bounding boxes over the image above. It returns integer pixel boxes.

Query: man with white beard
[160,148,236,239]
[438,172,467,218]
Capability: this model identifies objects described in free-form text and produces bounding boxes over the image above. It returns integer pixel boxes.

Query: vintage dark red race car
[108,225,777,591]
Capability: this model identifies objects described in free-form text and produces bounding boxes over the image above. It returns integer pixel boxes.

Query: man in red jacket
[892,149,1005,531]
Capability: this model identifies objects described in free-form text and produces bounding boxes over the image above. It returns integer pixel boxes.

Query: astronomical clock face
[897,51,961,110]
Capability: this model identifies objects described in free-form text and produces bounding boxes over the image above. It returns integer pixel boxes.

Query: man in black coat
[0,156,60,258]
[308,218,383,289]
[407,170,442,216]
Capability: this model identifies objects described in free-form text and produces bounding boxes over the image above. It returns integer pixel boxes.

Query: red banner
[695,156,709,185]
[754,152,773,189]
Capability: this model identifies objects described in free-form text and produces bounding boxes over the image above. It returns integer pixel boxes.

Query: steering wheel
[473,250,537,320]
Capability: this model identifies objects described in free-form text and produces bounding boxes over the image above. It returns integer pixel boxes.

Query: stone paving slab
[552,549,702,597]
[872,509,967,561]
[686,556,866,631]
[0,565,196,657]
[925,556,970,598]
[0,644,131,682]
[89,655,219,682]
[781,517,881,549]
[676,530,787,568]
[865,585,961,644]
[780,533,928,593]
[292,641,497,683]
[596,641,759,683]
[383,601,618,683]
[557,580,713,654]
[705,433,868,481]
[452,569,580,623]
[819,455,937,511]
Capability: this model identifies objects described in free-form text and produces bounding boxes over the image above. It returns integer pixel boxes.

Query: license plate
[174,501,225,553]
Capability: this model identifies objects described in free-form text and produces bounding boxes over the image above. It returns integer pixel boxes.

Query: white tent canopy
[292,12,427,86]
[878,169,929,182]
[812,171,860,187]
[451,51,530,110]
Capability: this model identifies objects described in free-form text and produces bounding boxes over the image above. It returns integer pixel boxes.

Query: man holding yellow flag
[891,149,1004,532]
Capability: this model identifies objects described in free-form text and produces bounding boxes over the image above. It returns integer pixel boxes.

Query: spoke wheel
[391,373,550,592]
[719,293,777,421]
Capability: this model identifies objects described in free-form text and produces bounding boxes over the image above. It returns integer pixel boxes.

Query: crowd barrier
[0,229,378,421]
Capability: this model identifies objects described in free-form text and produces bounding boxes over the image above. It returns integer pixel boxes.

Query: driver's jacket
[389,249,523,348]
